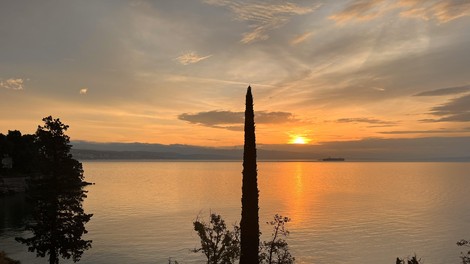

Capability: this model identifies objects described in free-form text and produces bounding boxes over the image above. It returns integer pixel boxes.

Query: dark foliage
[457,239,470,264]
[396,255,422,264]
[192,213,240,264]
[0,130,39,175]
[15,116,92,264]
[240,86,260,264]
[260,215,294,264]
[397,240,470,264]
[167,257,179,264]
[193,213,295,264]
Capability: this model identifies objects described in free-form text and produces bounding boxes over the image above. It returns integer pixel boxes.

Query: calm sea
[1,161,470,264]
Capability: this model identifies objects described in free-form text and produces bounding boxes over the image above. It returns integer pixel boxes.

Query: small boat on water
[322,157,345,161]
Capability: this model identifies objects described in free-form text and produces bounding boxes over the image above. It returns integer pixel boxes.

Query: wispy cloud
[329,0,389,23]
[330,0,470,24]
[0,78,26,90]
[204,0,318,44]
[379,129,467,134]
[335,117,397,125]
[178,110,298,130]
[290,32,314,45]
[414,85,470,96]
[79,88,88,95]
[399,0,470,23]
[165,74,275,88]
[176,52,212,65]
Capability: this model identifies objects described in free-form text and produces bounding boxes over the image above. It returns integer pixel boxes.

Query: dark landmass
[322,157,345,161]
[71,137,470,162]
[71,149,240,160]
[70,148,321,161]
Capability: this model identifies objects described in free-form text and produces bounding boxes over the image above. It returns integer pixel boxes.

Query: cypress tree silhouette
[240,86,260,264]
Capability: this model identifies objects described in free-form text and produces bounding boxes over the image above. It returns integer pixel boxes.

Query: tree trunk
[49,246,58,264]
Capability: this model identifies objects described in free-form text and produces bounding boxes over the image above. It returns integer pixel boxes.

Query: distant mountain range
[70,141,319,161]
[71,137,470,162]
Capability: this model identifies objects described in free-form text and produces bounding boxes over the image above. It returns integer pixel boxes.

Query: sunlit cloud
[330,0,470,24]
[204,0,318,43]
[0,78,26,90]
[399,0,470,23]
[329,0,389,23]
[335,117,397,125]
[432,1,470,22]
[79,88,88,95]
[290,32,314,45]
[379,129,468,134]
[176,52,212,65]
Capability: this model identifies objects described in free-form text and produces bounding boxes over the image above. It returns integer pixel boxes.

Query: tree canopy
[14,116,92,264]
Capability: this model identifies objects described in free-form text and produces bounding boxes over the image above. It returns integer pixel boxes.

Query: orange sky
[1,0,470,146]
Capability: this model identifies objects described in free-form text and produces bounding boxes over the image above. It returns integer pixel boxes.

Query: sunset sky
[1,0,470,147]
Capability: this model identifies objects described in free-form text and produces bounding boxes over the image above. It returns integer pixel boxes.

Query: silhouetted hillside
[71,149,241,160]
[70,137,470,161]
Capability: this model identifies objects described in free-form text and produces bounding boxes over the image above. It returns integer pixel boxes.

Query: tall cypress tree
[240,86,260,264]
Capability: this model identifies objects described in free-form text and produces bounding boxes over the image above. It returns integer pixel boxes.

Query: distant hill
[70,141,325,161]
[70,137,470,162]
[71,149,240,160]
[71,148,321,161]
[71,141,243,160]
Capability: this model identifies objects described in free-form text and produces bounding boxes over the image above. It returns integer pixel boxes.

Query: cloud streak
[330,0,470,23]
[379,129,469,134]
[329,0,388,23]
[204,0,318,43]
[414,85,470,96]
[0,78,25,90]
[176,52,212,65]
[335,117,397,125]
[399,0,470,23]
[79,88,88,95]
[290,32,314,45]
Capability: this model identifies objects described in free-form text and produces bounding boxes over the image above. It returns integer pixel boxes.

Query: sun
[289,135,310,144]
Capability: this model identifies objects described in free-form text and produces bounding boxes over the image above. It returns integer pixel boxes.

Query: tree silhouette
[192,213,240,264]
[0,130,39,175]
[240,86,260,264]
[260,215,294,264]
[16,116,92,264]
[457,239,470,264]
[396,255,421,264]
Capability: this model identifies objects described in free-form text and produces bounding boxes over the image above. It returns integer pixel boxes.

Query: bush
[192,213,240,264]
